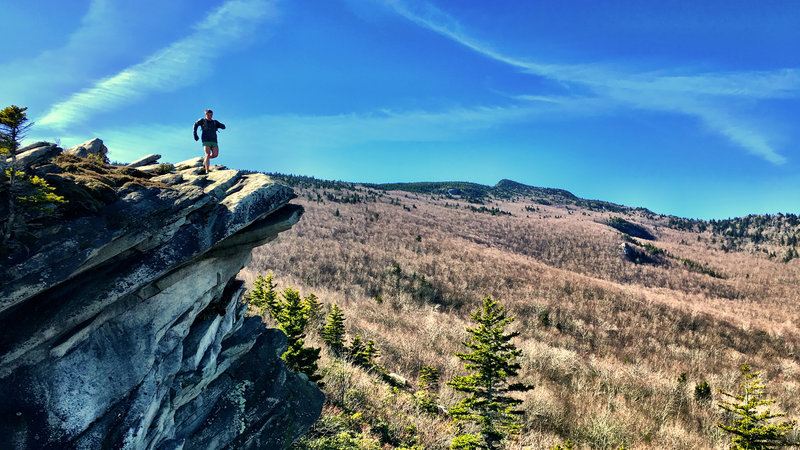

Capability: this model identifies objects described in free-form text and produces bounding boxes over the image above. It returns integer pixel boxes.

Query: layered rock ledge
[0,141,323,449]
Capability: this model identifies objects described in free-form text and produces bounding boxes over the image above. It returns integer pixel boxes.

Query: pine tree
[420,365,440,391]
[304,292,323,322]
[695,380,712,403]
[245,276,322,384]
[276,287,308,340]
[0,105,32,169]
[348,333,366,363]
[275,287,322,383]
[451,434,483,450]
[246,273,280,317]
[1,105,65,249]
[282,335,323,385]
[447,296,532,450]
[1,106,32,248]
[717,364,800,449]
[415,365,441,414]
[321,303,346,356]
[348,333,380,370]
[365,339,379,362]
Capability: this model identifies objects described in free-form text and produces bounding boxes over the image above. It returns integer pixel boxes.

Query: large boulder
[127,153,162,168]
[9,142,61,168]
[64,138,108,159]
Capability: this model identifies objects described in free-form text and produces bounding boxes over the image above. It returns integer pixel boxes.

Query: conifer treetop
[717,364,800,450]
[321,303,346,356]
[0,105,32,154]
[448,296,532,449]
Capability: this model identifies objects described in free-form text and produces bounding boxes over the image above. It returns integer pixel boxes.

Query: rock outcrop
[63,137,109,159]
[0,141,323,449]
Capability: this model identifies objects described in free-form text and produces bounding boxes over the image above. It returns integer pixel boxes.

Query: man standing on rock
[193,109,226,174]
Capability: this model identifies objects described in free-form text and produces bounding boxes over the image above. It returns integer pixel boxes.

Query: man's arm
[216,120,226,130]
[193,119,202,140]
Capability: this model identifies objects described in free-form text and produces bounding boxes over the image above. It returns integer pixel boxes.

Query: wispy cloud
[63,102,580,165]
[0,0,130,107]
[385,0,562,76]
[384,0,799,164]
[38,0,279,130]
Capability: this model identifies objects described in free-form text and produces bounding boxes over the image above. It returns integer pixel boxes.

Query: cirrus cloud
[383,0,799,164]
[38,0,280,130]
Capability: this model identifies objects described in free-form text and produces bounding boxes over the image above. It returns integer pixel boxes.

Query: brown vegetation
[243,178,800,449]
[47,154,169,217]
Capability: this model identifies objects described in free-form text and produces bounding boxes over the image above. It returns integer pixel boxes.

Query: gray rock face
[137,162,174,174]
[8,142,61,168]
[0,144,323,449]
[128,153,162,168]
[63,138,108,159]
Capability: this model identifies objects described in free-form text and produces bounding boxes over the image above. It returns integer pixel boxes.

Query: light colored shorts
[202,141,218,148]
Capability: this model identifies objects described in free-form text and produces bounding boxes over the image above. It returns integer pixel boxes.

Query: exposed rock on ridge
[0,140,323,449]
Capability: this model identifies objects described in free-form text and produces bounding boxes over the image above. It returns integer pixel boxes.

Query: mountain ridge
[245,170,800,448]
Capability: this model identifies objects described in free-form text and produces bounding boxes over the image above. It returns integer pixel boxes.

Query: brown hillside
[243,177,800,449]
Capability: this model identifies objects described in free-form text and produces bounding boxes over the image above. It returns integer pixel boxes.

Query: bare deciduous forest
[242,176,800,449]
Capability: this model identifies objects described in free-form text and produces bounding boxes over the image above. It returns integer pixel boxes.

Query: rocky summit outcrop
[0,140,323,449]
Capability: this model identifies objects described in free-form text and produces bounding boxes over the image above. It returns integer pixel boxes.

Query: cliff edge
[0,140,323,449]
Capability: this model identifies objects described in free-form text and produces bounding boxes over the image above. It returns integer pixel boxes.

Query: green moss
[155,163,173,175]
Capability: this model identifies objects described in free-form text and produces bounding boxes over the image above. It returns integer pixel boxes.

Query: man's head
[205,109,213,119]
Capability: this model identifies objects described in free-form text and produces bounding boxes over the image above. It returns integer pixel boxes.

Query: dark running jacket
[193,118,226,143]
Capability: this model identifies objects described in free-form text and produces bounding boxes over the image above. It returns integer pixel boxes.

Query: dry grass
[47,154,170,217]
[243,181,800,449]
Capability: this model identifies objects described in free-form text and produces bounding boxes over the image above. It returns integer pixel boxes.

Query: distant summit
[368,178,648,214]
[492,179,576,201]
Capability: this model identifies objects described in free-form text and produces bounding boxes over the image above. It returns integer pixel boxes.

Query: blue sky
[4,0,800,219]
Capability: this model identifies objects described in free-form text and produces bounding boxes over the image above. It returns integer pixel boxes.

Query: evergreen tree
[365,339,378,358]
[348,333,369,366]
[695,380,712,403]
[420,365,440,391]
[276,287,308,340]
[246,273,280,317]
[451,434,483,450]
[415,365,441,414]
[275,287,323,383]
[305,292,323,322]
[447,296,532,450]
[1,105,65,249]
[0,105,32,168]
[245,276,322,384]
[353,336,380,369]
[1,106,32,248]
[282,335,323,385]
[717,364,800,449]
[321,303,346,356]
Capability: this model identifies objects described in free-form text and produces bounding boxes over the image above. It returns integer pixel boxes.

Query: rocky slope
[0,140,323,449]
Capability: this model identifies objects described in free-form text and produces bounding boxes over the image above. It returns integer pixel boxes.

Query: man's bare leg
[203,146,212,173]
